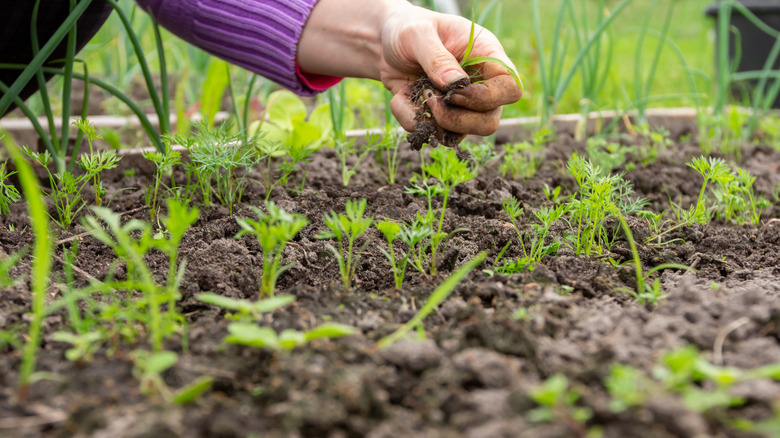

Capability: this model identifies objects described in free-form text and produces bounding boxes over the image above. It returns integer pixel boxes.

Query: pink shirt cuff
[295,62,343,92]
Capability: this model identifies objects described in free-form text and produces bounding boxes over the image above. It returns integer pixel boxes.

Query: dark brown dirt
[407,76,470,157]
[1,125,780,438]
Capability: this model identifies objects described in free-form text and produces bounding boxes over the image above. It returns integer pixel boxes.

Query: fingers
[445,63,523,111]
[426,89,502,136]
[390,84,418,133]
[409,25,470,90]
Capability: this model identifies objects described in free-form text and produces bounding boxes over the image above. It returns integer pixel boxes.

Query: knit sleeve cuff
[135,0,336,96]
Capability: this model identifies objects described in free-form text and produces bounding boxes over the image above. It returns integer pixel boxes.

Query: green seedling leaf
[146,351,179,374]
[460,56,524,89]
[196,293,295,314]
[377,252,487,348]
[201,58,230,127]
[172,376,214,405]
[278,329,307,350]
[267,90,307,130]
[304,323,358,341]
[290,118,322,151]
[224,323,280,349]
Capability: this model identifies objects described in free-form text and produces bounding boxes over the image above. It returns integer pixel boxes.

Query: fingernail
[442,70,467,87]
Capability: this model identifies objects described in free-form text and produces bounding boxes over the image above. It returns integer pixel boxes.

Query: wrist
[297,0,411,80]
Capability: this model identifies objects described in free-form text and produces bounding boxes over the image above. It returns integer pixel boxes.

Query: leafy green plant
[196,293,356,351]
[187,123,261,214]
[532,0,633,125]
[73,118,122,207]
[528,374,592,436]
[566,155,647,256]
[420,147,475,276]
[378,252,486,348]
[82,207,184,352]
[376,220,409,289]
[0,161,20,214]
[604,363,653,413]
[459,15,523,89]
[6,142,53,401]
[196,293,295,322]
[585,137,633,175]
[143,148,181,223]
[655,156,734,241]
[224,322,357,351]
[373,128,405,185]
[131,349,213,404]
[317,199,374,292]
[712,167,771,226]
[635,125,673,165]
[612,207,693,306]
[462,139,498,176]
[154,199,199,310]
[499,128,551,180]
[497,197,568,273]
[398,217,435,276]
[235,202,309,297]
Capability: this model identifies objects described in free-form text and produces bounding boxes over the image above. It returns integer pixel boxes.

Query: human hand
[298,0,522,144]
[379,4,523,144]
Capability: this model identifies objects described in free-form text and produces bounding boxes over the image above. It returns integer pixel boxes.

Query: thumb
[412,31,469,90]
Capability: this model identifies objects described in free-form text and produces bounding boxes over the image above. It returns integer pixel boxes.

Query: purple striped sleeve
[135,0,341,96]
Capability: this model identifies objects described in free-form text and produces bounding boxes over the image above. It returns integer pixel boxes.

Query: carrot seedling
[377,252,486,349]
[376,220,409,289]
[421,148,475,276]
[235,202,309,297]
[73,118,121,207]
[0,161,20,215]
[317,199,374,292]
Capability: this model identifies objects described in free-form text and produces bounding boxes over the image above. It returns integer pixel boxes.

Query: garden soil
[1,127,780,437]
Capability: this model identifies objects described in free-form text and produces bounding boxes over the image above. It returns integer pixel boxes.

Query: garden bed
[1,116,780,438]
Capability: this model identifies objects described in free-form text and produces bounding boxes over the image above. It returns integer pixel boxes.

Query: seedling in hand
[235,202,309,297]
[317,198,373,292]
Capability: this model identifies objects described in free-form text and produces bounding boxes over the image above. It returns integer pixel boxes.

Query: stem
[8,142,53,400]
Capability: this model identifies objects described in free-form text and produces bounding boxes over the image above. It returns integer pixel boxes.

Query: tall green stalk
[7,143,53,401]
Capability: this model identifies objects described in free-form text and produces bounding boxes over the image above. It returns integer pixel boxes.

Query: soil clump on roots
[407,75,471,159]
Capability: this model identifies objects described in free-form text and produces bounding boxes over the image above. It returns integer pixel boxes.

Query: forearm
[297,0,411,81]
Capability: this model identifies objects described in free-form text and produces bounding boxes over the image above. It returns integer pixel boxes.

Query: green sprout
[185,122,261,214]
[528,374,592,436]
[235,202,309,297]
[376,219,409,289]
[460,14,523,89]
[654,156,734,241]
[318,199,374,292]
[131,349,213,404]
[73,118,121,207]
[497,197,568,273]
[422,147,475,276]
[612,207,694,306]
[196,293,356,351]
[0,161,20,215]
[7,142,52,402]
[378,252,486,349]
[143,148,181,224]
